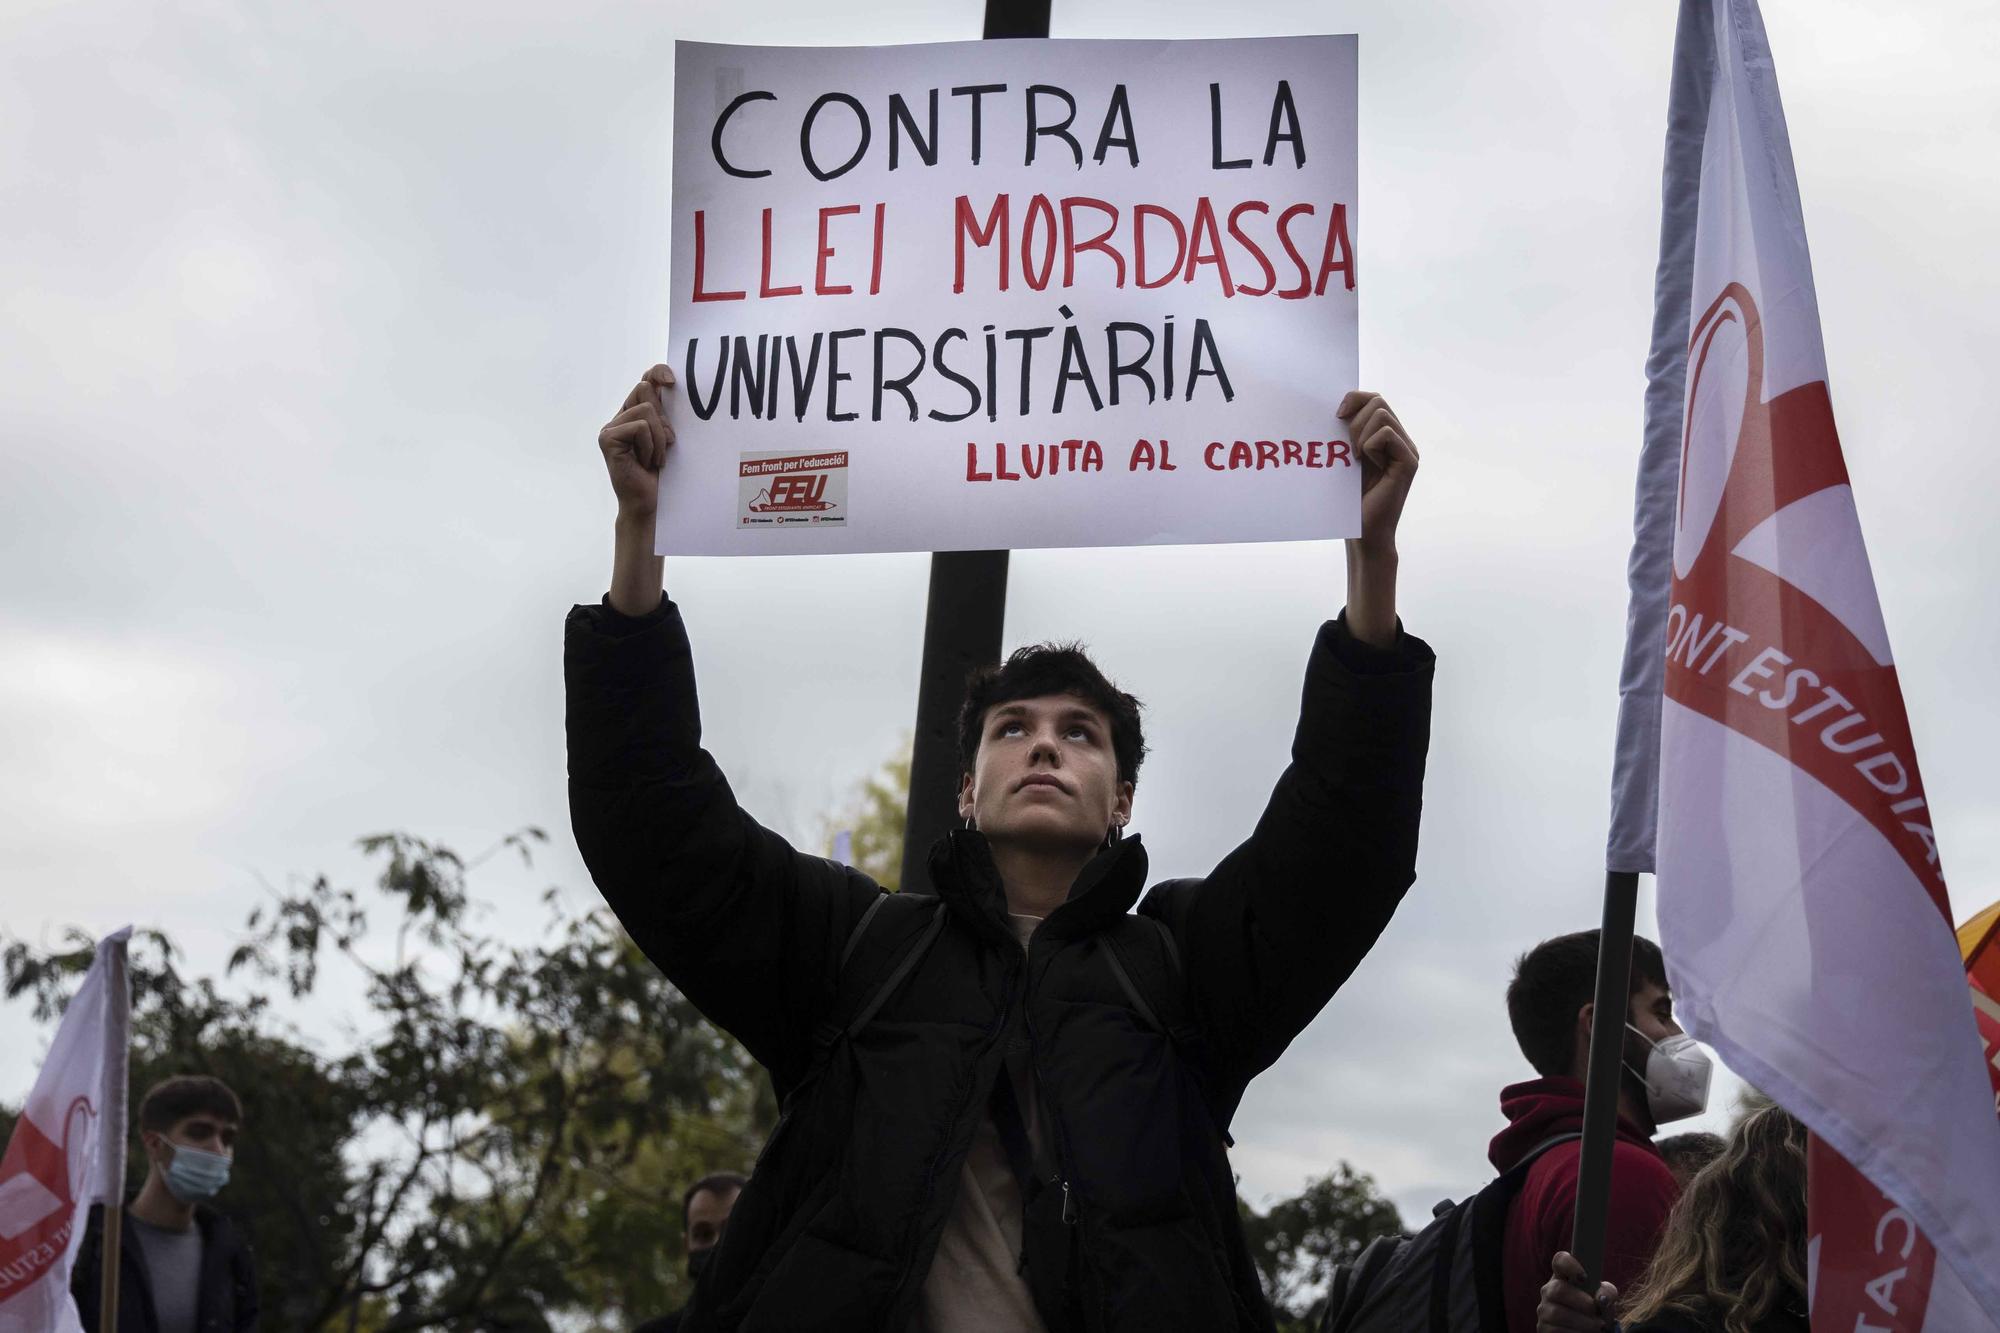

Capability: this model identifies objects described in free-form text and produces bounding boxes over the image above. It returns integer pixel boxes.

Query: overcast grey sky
[4,0,1997,1223]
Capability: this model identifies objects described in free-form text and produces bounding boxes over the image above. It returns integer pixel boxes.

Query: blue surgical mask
[163,1143,231,1203]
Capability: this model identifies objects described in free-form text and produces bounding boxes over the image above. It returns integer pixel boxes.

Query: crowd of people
[70,366,1814,1333]
[81,930,1815,1333]
[564,365,1821,1333]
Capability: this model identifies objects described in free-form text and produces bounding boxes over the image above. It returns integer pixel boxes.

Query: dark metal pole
[897,0,1050,892]
[901,551,1010,890]
[983,0,1051,38]
[1569,869,1641,1284]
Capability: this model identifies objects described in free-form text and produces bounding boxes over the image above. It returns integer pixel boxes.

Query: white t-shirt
[918,913,1052,1333]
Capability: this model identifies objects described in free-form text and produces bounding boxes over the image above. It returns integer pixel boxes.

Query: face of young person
[1617,979,1689,1128]
[1627,980,1683,1049]
[959,694,1134,857]
[1571,979,1686,1086]
[686,1185,740,1254]
[146,1112,238,1168]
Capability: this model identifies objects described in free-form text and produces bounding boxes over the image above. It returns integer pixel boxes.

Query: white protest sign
[663,35,1358,556]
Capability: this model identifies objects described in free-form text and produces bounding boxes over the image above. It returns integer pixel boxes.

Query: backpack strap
[839,890,893,970]
[1101,914,1199,1046]
[1101,930,1163,1030]
[848,901,947,1035]
[809,893,948,1053]
[1469,1131,1584,1333]
[1100,913,1232,1146]
[1503,1132,1584,1183]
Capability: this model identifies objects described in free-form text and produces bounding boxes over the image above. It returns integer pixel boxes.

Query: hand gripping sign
[661,36,1359,556]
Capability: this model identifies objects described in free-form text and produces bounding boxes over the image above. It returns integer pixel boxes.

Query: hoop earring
[1103,817,1126,848]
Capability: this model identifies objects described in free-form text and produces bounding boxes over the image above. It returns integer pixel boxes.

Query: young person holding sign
[566,364,1432,1333]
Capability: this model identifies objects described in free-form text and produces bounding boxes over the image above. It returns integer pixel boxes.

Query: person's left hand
[1337,390,1419,556]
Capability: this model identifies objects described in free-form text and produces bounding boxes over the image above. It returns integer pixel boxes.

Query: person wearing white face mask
[72,1075,260,1333]
[1624,1025,1714,1129]
[1487,931,1712,1333]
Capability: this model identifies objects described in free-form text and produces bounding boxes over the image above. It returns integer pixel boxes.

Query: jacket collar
[927,830,1150,941]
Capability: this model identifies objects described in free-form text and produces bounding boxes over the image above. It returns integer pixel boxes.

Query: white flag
[0,928,131,1333]
[1623,0,2000,1325]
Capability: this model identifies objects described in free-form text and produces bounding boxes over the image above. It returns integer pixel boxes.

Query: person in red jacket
[1490,930,1705,1333]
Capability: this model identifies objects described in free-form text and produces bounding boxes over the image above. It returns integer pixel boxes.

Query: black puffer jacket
[566,597,1433,1333]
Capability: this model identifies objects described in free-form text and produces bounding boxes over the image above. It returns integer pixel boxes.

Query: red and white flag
[1607,0,2000,1326]
[1806,938,2000,1332]
[0,928,130,1333]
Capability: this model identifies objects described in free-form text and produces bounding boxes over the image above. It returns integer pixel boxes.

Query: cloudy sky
[4,0,1997,1227]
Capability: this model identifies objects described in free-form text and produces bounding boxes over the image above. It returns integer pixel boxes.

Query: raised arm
[599,365,673,617]
[1141,390,1432,1106]
[569,368,880,1093]
[1340,388,1419,648]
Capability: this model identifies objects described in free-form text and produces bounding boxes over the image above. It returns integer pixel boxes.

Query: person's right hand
[1537,1251,1619,1333]
[598,365,675,522]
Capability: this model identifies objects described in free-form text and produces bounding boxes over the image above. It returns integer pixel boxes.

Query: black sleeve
[231,1230,259,1331]
[1141,614,1433,1103]
[565,597,884,1092]
[69,1204,103,1324]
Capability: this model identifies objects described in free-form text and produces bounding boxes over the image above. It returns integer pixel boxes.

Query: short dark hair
[958,643,1147,788]
[137,1075,242,1135]
[1506,930,1669,1077]
[681,1171,747,1229]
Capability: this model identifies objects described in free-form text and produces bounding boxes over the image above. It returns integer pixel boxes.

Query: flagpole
[99,1202,122,1332]
[98,930,131,1333]
[1569,869,1639,1285]
[1590,0,1706,1297]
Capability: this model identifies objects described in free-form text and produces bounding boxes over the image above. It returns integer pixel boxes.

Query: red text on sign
[952,194,1353,299]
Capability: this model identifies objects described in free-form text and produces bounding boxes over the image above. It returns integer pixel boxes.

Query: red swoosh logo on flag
[0,1095,92,1305]
[1665,282,1944,910]
[1666,281,1995,1330]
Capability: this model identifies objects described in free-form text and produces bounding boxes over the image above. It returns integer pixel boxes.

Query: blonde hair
[1620,1103,1808,1333]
